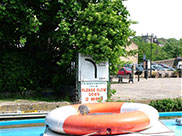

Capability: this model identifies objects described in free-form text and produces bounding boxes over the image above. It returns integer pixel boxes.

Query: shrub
[149,98,182,112]
[0,51,39,93]
[107,82,117,102]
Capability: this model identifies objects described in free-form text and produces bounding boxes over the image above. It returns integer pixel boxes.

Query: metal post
[150,34,155,78]
[144,34,158,78]
[138,74,140,81]
[150,38,152,77]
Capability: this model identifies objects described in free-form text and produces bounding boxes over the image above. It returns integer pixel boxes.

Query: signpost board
[147,60,151,69]
[78,54,109,81]
[77,53,109,103]
[81,82,107,103]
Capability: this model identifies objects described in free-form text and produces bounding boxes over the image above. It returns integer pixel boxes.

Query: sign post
[77,53,109,103]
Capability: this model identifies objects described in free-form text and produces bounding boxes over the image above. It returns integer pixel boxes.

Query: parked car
[123,64,144,75]
[117,67,132,76]
[135,64,144,75]
[159,64,175,71]
[151,63,166,71]
[151,65,158,71]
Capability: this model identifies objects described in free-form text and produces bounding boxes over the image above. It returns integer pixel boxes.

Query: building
[120,41,138,64]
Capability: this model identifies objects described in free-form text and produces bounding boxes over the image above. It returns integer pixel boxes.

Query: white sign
[147,60,151,69]
[81,82,107,103]
[177,61,182,69]
[78,53,109,81]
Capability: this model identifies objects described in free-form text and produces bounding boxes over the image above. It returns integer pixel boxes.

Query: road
[111,78,182,102]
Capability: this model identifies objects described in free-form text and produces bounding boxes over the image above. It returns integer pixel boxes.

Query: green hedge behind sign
[149,98,182,112]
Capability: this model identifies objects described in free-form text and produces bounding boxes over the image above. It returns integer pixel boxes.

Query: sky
[124,0,182,40]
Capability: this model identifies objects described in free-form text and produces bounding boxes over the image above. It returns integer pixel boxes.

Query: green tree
[132,36,172,63]
[152,43,168,61]
[73,0,134,72]
[132,36,151,62]
[178,38,182,56]
[0,0,133,91]
[162,38,181,58]
[0,0,41,49]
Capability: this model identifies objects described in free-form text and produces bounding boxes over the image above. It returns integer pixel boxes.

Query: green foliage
[149,98,182,112]
[0,51,39,93]
[74,0,134,72]
[0,0,41,48]
[0,0,133,98]
[106,89,117,102]
[162,38,182,58]
[0,0,133,73]
[132,36,180,63]
[152,43,168,61]
[107,82,117,101]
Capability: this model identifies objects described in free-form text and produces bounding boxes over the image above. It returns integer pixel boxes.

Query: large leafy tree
[54,0,134,73]
[0,0,133,64]
[0,0,133,89]
[0,0,41,48]
[74,1,133,71]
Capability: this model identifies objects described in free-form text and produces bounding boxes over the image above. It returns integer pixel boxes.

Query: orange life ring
[45,102,159,135]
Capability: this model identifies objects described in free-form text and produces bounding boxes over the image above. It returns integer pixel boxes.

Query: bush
[149,98,182,112]
[106,82,117,102]
[0,51,39,93]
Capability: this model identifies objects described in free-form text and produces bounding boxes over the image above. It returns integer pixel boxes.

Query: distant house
[120,41,138,64]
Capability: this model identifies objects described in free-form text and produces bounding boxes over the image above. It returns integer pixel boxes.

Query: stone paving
[111,78,182,102]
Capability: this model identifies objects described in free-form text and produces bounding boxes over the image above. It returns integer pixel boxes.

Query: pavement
[111,78,182,103]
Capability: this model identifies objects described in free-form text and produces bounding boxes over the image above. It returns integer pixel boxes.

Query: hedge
[149,98,182,112]
[0,51,39,93]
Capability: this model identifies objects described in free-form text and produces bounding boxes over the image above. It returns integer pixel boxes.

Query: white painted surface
[78,53,109,81]
[81,81,107,103]
[45,106,77,133]
[177,61,182,69]
[120,103,159,127]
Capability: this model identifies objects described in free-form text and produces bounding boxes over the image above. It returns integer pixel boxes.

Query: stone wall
[120,41,138,64]
[0,100,70,113]
[153,58,175,67]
